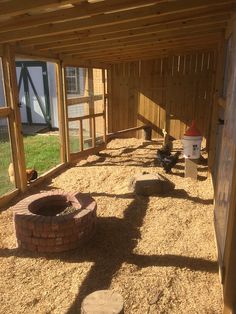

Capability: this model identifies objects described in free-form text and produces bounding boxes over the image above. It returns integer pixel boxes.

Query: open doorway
[16,61,61,177]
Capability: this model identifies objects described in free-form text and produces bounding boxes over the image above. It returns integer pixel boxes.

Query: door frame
[16,61,51,126]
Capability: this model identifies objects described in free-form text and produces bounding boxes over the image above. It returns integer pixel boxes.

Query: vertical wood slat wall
[108,50,216,143]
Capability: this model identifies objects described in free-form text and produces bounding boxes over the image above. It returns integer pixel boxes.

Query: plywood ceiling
[0,0,235,64]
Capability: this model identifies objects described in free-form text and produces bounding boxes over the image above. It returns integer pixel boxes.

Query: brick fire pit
[13,190,97,253]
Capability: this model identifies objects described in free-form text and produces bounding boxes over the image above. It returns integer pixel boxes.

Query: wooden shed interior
[0,1,236,313]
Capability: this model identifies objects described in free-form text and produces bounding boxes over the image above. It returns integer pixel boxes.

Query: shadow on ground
[1,193,216,313]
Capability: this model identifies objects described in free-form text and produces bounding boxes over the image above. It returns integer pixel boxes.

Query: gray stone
[129,172,175,196]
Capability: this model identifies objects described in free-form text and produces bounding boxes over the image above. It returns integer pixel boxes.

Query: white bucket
[182,135,202,159]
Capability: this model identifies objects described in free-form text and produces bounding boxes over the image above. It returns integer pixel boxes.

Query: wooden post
[88,68,95,145]
[208,35,225,173]
[79,119,83,151]
[55,61,67,163]
[61,63,70,162]
[2,44,27,192]
[107,67,112,133]
[102,68,107,144]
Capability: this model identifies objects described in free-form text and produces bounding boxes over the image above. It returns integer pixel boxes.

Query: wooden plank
[61,64,70,162]
[55,61,67,163]
[27,163,67,189]
[71,36,220,60]
[94,47,217,64]
[68,112,104,122]
[0,107,12,117]
[0,0,85,19]
[57,26,224,55]
[0,0,233,43]
[18,4,232,48]
[208,36,225,172]
[102,69,107,144]
[79,119,84,152]
[2,44,27,192]
[67,95,103,106]
[0,0,170,31]
[37,13,229,51]
[14,47,59,62]
[108,125,147,140]
[92,117,96,148]
[109,48,216,142]
[0,189,19,209]
[61,57,110,69]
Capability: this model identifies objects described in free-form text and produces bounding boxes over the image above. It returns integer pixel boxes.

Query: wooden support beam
[38,14,229,52]
[61,57,110,69]
[0,107,12,117]
[0,0,85,19]
[88,46,217,64]
[66,43,218,63]
[107,125,148,140]
[102,69,107,144]
[61,25,224,53]
[67,95,103,106]
[2,44,27,192]
[0,0,233,43]
[0,189,19,209]
[208,36,225,172]
[79,119,83,152]
[68,112,104,122]
[65,33,221,58]
[14,47,59,62]
[17,4,233,48]
[55,61,68,164]
[61,64,70,162]
[0,0,165,31]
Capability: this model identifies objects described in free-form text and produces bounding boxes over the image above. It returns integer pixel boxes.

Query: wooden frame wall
[108,50,216,144]
[0,46,68,207]
[213,14,236,314]
[0,45,27,207]
[63,64,108,162]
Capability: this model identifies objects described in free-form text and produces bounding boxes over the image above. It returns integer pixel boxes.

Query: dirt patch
[0,139,222,313]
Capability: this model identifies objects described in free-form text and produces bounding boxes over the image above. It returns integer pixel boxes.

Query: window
[66,67,80,95]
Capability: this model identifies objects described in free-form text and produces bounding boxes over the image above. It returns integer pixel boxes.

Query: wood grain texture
[109,50,215,145]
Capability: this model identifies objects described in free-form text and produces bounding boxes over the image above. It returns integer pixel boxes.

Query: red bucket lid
[184,120,201,136]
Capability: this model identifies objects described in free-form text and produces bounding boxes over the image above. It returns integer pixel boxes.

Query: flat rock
[129,173,175,196]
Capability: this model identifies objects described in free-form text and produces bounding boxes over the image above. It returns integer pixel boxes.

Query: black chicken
[157,146,181,173]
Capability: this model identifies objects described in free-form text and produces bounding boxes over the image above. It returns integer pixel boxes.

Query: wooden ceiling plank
[0,0,85,19]
[67,45,216,64]
[62,36,220,58]
[16,4,233,48]
[64,37,219,59]
[0,0,166,32]
[0,0,233,43]
[37,15,229,51]
[53,24,225,54]
[85,46,217,63]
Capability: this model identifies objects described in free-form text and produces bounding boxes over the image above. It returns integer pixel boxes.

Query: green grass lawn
[23,134,60,175]
[0,134,60,196]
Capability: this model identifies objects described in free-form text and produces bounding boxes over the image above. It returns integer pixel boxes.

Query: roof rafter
[35,14,229,51]
[0,0,85,19]
[0,0,234,43]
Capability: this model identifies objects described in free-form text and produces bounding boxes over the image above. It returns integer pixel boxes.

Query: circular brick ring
[12,190,97,253]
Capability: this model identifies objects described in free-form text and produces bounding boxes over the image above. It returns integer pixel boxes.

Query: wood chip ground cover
[0,139,222,313]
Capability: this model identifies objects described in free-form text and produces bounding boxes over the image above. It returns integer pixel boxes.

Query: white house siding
[0,59,5,107]
[47,62,58,128]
